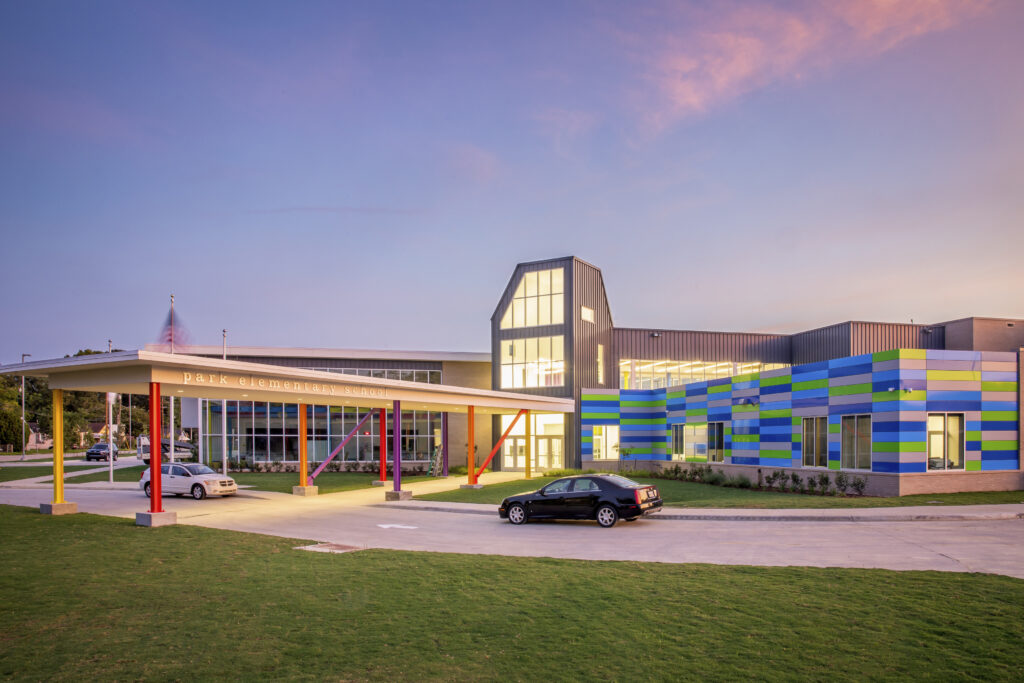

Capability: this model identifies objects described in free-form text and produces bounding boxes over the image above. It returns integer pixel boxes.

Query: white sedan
[140,463,238,500]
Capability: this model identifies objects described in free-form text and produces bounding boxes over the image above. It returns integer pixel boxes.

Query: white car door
[166,464,189,494]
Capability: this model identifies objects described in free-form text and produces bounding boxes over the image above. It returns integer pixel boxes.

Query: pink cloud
[631,0,992,132]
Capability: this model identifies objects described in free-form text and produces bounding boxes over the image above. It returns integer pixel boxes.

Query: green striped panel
[983,411,1018,421]
[981,381,1017,392]
[760,409,792,419]
[581,412,618,420]
[872,390,927,402]
[666,390,687,399]
[966,461,982,471]
[829,424,841,434]
[732,435,759,443]
[621,400,664,407]
[708,384,731,394]
[760,450,791,459]
[793,379,828,391]
[873,348,926,362]
[966,431,981,442]
[581,394,619,402]
[732,404,759,413]
[981,441,1018,450]
[761,375,792,387]
[685,408,707,417]
[874,442,926,452]
[829,383,872,396]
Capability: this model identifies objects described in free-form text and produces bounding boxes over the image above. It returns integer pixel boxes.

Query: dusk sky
[2,0,1022,364]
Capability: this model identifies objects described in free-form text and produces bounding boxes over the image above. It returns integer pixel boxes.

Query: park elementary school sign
[7,349,573,416]
[182,370,390,399]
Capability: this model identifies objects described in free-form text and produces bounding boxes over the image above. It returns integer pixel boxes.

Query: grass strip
[1,504,1022,681]
[417,476,1024,508]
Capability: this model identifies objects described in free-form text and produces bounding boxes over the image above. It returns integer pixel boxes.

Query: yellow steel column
[525,410,532,479]
[52,389,65,504]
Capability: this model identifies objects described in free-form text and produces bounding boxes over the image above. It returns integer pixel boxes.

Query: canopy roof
[2,350,573,415]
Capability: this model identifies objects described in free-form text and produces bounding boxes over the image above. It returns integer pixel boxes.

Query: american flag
[157,301,191,353]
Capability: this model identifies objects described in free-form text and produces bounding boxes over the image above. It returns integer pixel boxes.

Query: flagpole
[170,294,175,354]
[222,329,228,477]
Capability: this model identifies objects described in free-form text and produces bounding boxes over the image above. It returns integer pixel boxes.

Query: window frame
[802,416,828,468]
[707,422,725,463]
[840,414,872,471]
[927,412,965,471]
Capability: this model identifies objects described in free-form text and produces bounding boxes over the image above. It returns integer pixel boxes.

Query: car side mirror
[539,488,547,496]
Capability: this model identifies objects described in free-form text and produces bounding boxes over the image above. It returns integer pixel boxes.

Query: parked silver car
[140,463,237,500]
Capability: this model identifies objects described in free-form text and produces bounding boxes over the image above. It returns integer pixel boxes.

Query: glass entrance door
[501,436,563,469]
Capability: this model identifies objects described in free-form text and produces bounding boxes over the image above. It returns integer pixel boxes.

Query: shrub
[790,472,802,493]
[834,471,850,496]
[704,470,726,486]
[447,465,468,476]
[850,476,867,496]
[805,477,817,495]
[726,474,752,489]
[816,472,831,495]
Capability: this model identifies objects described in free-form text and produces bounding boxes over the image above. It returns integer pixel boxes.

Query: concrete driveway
[2,479,1023,580]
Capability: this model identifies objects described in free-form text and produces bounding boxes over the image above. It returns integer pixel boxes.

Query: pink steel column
[392,400,402,492]
[148,382,163,513]
[379,407,388,482]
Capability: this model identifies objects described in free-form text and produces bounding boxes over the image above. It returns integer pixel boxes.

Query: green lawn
[70,465,148,483]
[0,464,99,483]
[417,475,1024,508]
[1,505,1022,680]
[230,471,435,494]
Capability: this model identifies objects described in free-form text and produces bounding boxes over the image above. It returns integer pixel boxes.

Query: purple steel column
[392,400,402,492]
[441,412,449,477]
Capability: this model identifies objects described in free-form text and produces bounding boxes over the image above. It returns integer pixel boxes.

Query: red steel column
[148,382,162,513]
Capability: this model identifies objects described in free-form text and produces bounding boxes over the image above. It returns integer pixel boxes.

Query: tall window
[927,413,964,470]
[500,268,564,329]
[592,425,619,460]
[672,424,708,462]
[597,344,605,385]
[500,336,565,388]
[841,415,871,470]
[581,306,595,323]
[618,359,790,390]
[802,417,828,467]
[707,422,725,462]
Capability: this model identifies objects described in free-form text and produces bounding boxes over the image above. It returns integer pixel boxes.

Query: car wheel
[144,482,151,498]
[113,455,118,461]
[595,504,618,528]
[191,484,207,500]
[507,503,527,525]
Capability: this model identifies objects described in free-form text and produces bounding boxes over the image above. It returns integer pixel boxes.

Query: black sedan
[85,442,118,461]
[498,474,662,528]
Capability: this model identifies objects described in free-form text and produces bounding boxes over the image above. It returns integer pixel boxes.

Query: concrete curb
[379,501,1024,523]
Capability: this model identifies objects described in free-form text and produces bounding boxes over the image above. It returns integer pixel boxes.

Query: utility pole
[20,353,30,460]
[107,339,112,353]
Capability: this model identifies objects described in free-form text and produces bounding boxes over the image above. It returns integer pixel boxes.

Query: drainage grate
[294,542,363,554]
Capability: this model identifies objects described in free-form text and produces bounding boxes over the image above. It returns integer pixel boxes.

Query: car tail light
[635,488,643,505]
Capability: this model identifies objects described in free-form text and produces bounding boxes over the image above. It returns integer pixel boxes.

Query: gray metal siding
[850,322,944,356]
[613,329,791,364]
[490,257,575,399]
[791,323,852,365]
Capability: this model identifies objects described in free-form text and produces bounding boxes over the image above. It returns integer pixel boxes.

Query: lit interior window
[500,268,564,329]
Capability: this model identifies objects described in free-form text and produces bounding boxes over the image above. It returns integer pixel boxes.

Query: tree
[0,406,20,449]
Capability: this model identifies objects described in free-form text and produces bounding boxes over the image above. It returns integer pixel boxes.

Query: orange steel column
[467,405,476,485]
[298,403,308,488]
[525,410,532,480]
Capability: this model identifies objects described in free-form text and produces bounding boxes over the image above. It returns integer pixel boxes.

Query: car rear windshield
[602,475,641,488]
[184,464,216,475]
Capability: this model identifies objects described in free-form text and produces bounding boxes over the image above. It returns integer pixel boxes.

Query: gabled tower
[490,256,614,469]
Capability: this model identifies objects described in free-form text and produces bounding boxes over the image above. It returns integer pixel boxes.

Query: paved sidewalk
[386,499,1024,522]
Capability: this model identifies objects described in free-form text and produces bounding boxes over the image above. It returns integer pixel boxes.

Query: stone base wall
[582,459,1024,497]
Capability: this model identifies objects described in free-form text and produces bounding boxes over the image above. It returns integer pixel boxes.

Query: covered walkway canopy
[3,350,574,525]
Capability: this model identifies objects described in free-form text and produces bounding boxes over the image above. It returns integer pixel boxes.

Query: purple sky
[2,0,1022,363]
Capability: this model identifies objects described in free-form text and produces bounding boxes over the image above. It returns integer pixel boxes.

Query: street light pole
[20,353,30,461]
[222,329,228,477]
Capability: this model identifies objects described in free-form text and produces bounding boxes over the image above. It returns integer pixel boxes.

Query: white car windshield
[184,464,216,476]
